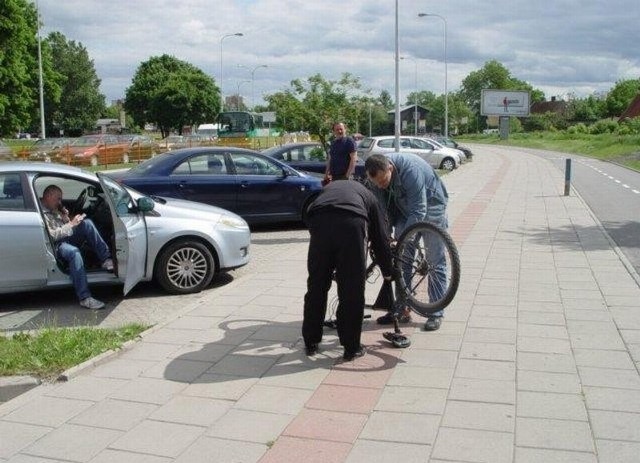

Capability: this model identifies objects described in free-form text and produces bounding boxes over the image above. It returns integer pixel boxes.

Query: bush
[589,120,618,134]
[567,123,589,134]
[619,117,640,135]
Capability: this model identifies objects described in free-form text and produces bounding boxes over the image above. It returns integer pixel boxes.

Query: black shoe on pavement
[376,312,411,325]
[305,343,319,356]
[423,316,442,331]
[343,345,366,361]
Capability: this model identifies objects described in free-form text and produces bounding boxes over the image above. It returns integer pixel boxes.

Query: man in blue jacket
[364,152,449,331]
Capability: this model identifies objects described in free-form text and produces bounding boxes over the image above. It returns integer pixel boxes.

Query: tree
[125,55,220,137]
[0,0,39,136]
[605,79,640,117]
[458,60,545,114]
[44,32,104,136]
[264,73,362,146]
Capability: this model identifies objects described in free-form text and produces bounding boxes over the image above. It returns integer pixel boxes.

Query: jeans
[395,206,448,318]
[56,219,111,301]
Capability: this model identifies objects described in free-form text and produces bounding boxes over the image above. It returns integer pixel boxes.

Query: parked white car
[0,162,251,296]
[357,136,463,171]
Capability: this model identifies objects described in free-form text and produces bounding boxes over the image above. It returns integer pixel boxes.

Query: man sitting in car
[41,185,114,310]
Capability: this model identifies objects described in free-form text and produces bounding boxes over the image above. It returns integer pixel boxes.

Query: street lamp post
[401,56,418,136]
[418,13,448,137]
[220,32,243,111]
[250,65,268,110]
[36,0,46,138]
[236,80,251,110]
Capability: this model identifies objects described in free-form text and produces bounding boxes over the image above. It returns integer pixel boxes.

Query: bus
[217,111,279,149]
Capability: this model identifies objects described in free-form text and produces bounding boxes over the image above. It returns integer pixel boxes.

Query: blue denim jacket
[371,152,449,236]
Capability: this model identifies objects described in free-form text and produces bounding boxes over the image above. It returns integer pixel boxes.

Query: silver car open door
[97,173,147,295]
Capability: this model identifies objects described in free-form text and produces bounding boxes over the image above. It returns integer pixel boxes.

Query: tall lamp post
[36,0,46,138]
[236,80,251,110]
[250,65,268,110]
[418,13,448,137]
[220,32,243,111]
[400,56,418,136]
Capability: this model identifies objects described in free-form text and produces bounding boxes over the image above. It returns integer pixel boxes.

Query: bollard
[564,158,572,196]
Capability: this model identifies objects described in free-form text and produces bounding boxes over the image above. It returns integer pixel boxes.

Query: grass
[0,323,149,380]
[458,132,640,170]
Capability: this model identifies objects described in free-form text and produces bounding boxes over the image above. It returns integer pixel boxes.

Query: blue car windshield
[129,153,173,174]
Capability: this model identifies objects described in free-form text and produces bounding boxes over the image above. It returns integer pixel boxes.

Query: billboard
[481,89,530,116]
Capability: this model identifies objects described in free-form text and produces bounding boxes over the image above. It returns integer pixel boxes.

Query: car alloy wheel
[156,240,215,294]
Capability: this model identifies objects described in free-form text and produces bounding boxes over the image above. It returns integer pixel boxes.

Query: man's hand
[70,213,86,226]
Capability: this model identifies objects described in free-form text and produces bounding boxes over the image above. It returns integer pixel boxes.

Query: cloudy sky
[38,0,639,107]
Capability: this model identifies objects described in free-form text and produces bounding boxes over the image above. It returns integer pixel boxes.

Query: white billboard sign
[260,111,276,123]
[481,89,530,116]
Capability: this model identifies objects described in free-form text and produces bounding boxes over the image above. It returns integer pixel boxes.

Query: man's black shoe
[305,343,319,356]
[343,345,366,361]
[377,312,411,325]
[423,316,442,331]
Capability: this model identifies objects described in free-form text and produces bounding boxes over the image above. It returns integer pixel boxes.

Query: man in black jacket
[303,180,394,361]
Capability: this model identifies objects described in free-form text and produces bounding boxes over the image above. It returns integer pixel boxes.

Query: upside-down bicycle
[368,221,461,348]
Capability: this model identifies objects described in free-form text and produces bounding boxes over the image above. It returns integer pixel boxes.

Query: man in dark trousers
[303,180,394,361]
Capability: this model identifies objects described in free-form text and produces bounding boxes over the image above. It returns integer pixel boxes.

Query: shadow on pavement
[163,318,405,384]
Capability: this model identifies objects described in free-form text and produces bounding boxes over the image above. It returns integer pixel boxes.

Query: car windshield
[260,146,281,156]
[70,136,103,147]
[100,174,134,216]
[129,153,173,174]
[359,138,374,149]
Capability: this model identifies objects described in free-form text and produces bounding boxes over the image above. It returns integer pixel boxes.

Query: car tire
[155,239,216,294]
[440,157,456,171]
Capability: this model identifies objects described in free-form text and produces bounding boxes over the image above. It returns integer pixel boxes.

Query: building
[619,94,640,122]
[387,104,430,134]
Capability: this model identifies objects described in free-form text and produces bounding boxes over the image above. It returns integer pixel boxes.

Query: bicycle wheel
[393,222,461,316]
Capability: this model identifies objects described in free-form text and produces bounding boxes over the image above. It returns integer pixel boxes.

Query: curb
[0,268,256,404]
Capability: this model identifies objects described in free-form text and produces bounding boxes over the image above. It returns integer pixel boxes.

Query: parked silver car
[357,136,462,171]
[0,162,250,296]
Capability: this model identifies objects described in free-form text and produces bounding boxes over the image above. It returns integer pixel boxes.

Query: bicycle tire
[393,221,461,316]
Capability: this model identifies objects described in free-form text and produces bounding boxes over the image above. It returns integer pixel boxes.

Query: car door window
[303,145,324,160]
[411,138,431,150]
[378,139,395,148]
[0,173,26,211]
[172,153,227,175]
[231,153,282,175]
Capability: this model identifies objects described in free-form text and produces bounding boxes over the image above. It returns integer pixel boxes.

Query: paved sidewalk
[1,145,639,462]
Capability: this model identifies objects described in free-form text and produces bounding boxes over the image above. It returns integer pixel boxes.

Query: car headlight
[219,215,249,230]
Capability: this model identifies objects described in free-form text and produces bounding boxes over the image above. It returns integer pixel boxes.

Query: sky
[37,0,640,107]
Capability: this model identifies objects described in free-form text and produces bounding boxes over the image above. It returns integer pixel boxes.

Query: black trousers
[303,209,367,353]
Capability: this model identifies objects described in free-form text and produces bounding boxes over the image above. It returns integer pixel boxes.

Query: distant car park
[113,147,324,224]
[431,136,473,161]
[18,138,70,162]
[55,134,131,166]
[357,135,463,171]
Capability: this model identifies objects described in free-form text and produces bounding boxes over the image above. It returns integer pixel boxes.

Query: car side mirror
[137,196,155,212]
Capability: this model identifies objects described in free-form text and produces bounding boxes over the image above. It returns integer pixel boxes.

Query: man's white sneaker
[102,259,114,271]
[80,297,105,310]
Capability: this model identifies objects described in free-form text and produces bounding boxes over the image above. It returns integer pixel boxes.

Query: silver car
[0,162,250,296]
[357,136,462,171]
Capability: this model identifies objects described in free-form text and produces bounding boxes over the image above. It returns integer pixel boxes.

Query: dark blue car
[113,147,323,224]
[261,142,367,181]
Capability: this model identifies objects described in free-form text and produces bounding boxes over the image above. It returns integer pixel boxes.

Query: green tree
[264,73,362,146]
[44,32,104,136]
[125,54,220,137]
[458,60,545,114]
[605,79,640,117]
[0,0,39,136]
[567,95,605,123]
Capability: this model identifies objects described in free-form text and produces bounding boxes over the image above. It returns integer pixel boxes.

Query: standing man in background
[324,122,357,183]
